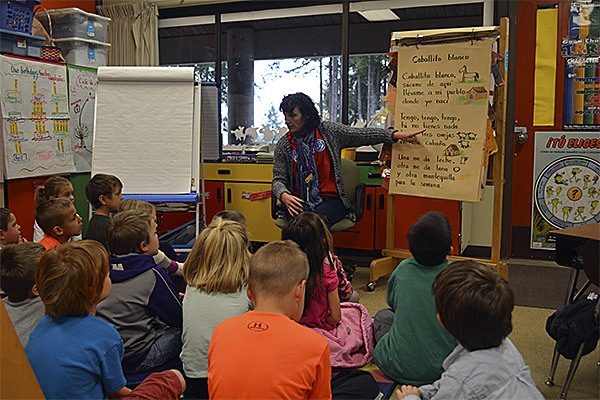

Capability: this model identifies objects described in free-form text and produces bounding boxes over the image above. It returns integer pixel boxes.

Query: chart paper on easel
[390,38,493,202]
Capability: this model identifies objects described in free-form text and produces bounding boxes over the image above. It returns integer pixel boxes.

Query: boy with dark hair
[25,241,185,399]
[396,260,543,399]
[208,240,332,399]
[36,199,83,250]
[96,210,183,375]
[0,208,26,246]
[373,211,456,385]
[84,173,123,247]
[0,242,46,347]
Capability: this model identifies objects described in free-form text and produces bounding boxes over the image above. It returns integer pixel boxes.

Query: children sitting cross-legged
[33,175,79,242]
[180,217,252,399]
[282,212,372,369]
[36,198,83,251]
[0,207,27,246]
[96,210,183,375]
[373,211,456,386]
[118,199,183,277]
[207,240,332,399]
[25,241,186,400]
[84,173,123,248]
[0,242,46,347]
[396,260,544,400]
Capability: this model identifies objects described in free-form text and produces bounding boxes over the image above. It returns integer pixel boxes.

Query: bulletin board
[92,67,196,194]
[390,38,494,202]
[0,55,75,179]
[67,65,97,172]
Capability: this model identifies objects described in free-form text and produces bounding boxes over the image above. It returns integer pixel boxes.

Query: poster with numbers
[67,65,97,172]
[0,55,75,179]
[531,131,600,249]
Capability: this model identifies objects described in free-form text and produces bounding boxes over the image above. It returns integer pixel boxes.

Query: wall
[510,0,569,259]
[5,0,96,240]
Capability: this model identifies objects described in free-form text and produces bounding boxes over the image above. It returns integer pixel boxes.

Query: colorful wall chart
[562,0,600,131]
[390,38,493,202]
[531,131,600,249]
[0,55,75,179]
[67,65,97,172]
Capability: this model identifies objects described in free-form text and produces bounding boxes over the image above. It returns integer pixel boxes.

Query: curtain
[96,2,159,66]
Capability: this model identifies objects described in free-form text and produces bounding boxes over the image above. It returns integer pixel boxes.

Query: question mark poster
[0,55,75,179]
[67,65,97,172]
[531,131,600,250]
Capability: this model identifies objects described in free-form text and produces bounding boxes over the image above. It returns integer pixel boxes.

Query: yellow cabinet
[204,163,281,242]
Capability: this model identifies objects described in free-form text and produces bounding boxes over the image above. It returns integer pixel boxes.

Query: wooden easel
[368,18,510,290]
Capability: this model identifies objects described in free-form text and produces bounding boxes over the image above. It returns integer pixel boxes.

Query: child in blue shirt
[26,240,185,399]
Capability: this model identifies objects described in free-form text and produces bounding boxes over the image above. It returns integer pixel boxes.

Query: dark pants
[278,197,347,228]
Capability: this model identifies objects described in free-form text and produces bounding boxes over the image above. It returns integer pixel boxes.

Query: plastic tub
[54,37,111,68]
[36,7,110,42]
[0,28,44,58]
[0,0,40,34]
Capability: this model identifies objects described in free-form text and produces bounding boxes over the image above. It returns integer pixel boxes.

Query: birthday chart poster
[68,65,97,172]
[0,55,75,179]
[390,39,493,202]
[531,131,600,250]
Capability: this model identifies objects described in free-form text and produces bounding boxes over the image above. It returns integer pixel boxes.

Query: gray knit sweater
[272,120,395,210]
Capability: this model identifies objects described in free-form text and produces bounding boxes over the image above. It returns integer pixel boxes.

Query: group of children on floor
[0,173,544,400]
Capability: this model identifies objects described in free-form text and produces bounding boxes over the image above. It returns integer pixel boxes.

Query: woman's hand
[395,385,421,399]
[281,192,304,216]
[392,129,424,143]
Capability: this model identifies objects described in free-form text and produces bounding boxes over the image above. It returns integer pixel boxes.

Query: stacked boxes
[36,8,111,68]
[0,0,45,58]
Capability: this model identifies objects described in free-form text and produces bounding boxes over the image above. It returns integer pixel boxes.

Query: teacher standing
[272,92,422,228]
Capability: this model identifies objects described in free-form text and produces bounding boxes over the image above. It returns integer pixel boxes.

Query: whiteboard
[92,67,196,194]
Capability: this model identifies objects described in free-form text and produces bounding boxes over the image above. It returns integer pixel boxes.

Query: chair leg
[559,342,586,400]
[546,341,561,386]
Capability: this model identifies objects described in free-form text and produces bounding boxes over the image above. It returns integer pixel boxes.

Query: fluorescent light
[357,9,400,21]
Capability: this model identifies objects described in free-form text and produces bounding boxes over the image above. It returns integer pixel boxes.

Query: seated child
[212,210,247,229]
[26,241,185,400]
[282,212,341,330]
[208,240,332,399]
[0,208,27,246]
[396,260,544,400]
[373,211,456,386]
[36,199,83,251]
[0,242,45,347]
[181,217,252,399]
[118,199,183,276]
[96,210,183,375]
[84,173,123,248]
[33,175,79,242]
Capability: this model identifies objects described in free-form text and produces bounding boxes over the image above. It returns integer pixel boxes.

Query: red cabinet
[203,181,225,224]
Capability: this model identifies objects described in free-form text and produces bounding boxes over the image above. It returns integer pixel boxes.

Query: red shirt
[289,128,339,199]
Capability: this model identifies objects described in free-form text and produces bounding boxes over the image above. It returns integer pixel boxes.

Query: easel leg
[368,256,397,291]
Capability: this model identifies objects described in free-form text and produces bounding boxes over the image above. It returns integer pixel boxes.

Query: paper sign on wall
[67,65,97,172]
[0,55,75,179]
[390,39,494,202]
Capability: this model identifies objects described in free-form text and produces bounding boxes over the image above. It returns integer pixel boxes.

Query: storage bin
[36,7,110,42]
[54,37,110,68]
[0,0,40,34]
[0,28,44,58]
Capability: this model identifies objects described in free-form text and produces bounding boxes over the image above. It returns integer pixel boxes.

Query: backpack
[546,292,599,360]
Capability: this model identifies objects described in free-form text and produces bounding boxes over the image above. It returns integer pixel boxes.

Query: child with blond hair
[180,217,252,398]
[33,175,79,242]
[25,241,185,399]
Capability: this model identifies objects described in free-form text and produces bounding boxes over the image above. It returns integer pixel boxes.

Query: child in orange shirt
[36,199,82,251]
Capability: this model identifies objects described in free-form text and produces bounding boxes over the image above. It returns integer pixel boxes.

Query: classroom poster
[67,65,97,172]
[531,131,600,250]
[0,55,75,179]
[562,0,600,131]
[390,38,493,202]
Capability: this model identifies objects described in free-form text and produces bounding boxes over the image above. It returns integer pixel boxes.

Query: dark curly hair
[279,92,321,131]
